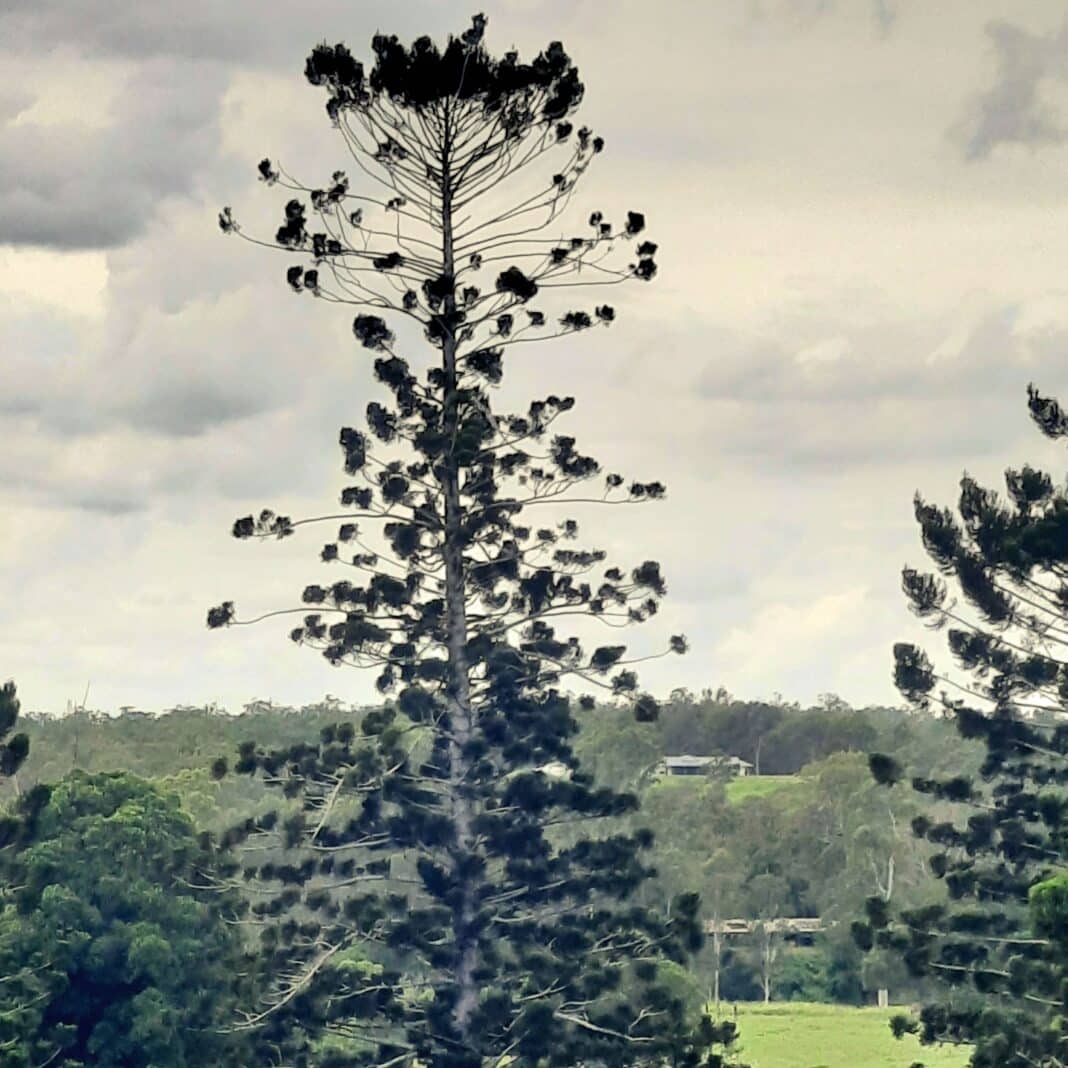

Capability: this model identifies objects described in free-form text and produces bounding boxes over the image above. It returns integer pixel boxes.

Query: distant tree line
[647,690,886,775]
[3,687,981,1016]
[5,689,966,809]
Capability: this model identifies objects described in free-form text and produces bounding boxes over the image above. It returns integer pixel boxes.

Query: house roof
[663,754,715,768]
[662,754,754,768]
[705,917,828,935]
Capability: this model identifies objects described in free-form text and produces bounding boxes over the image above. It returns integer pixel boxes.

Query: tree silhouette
[210,15,739,1067]
[0,679,29,860]
[856,385,1068,1067]
[0,681,28,782]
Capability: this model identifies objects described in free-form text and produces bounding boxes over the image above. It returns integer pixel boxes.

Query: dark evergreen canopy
[0,680,28,781]
[857,385,1068,1068]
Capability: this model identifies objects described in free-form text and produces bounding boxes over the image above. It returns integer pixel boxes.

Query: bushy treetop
[305,16,584,124]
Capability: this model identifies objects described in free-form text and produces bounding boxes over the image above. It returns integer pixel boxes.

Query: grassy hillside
[729,1003,970,1068]
[725,774,802,804]
[648,773,803,804]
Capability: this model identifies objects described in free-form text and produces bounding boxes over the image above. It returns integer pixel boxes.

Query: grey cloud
[116,380,273,438]
[68,493,146,516]
[0,428,148,515]
[872,0,897,34]
[6,293,327,440]
[705,393,1010,473]
[690,303,1068,474]
[953,17,1068,160]
[0,2,577,251]
[0,88,33,123]
[0,2,462,67]
[695,306,1043,405]
[0,226,366,513]
[0,58,226,249]
[744,0,898,34]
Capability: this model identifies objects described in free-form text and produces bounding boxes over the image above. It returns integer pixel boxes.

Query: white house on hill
[659,754,754,778]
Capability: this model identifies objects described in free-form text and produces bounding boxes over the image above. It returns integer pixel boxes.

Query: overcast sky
[3,0,1068,716]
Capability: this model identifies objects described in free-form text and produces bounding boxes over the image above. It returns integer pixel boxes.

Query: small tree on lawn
[855,386,1068,1067]
[210,15,739,1067]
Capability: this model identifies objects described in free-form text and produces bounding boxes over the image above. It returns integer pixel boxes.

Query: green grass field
[647,773,803,804]
[725,774,802,804]
[726,1002,970,1068]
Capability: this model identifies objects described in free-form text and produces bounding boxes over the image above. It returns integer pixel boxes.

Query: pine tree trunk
[439,105,479,1040]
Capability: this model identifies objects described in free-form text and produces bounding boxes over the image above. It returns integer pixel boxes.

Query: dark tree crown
[306,17,584,125]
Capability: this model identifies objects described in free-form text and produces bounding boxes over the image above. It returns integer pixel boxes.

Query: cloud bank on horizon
[2,0,1068,715]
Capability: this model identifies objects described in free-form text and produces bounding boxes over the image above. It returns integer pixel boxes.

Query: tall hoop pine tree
[209,15,739,1067]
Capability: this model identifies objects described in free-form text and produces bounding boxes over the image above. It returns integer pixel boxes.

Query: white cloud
[0,247,108,317]
[714,587,873,684]
[796,335,851,366]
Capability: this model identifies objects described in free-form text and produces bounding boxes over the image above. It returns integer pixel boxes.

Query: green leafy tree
[4,699,371,800]
[761,705,876,775]
[744,873,793,1005]
[658,698,783,772]
[720,704,784,777]
[701,850,746,1015]
[210,14,739,1067]
[856,385,1068,1067]
[0,771,254,1067]
[574,701,663,790]
[785,754,930,1005]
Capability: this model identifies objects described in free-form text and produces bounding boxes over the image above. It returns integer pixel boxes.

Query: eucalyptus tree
[210,16,738,1067]
[856,386,1068,1067]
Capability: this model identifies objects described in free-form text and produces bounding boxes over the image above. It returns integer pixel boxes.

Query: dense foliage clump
[5,694,978,1011]
[0,772,254,1067]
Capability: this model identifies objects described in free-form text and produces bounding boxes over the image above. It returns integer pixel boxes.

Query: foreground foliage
[0,772,253,1067]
